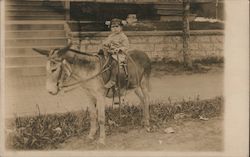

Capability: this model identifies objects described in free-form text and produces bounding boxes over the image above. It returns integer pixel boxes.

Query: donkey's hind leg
[141,85,150,126]
[135,87,144,104]
[134,86,150,127]
[96,94,106,145]
[86,93,98,141]
[141,75,150,126]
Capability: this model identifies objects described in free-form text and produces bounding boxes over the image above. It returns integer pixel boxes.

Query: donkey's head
[33,43,72,95]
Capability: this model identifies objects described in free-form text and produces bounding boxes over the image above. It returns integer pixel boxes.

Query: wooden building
[5,0,224,77]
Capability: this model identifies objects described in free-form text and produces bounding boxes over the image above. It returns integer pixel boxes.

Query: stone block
[158,51,167,58]
[196,36,210,42]
[90,40,102,44]
[163,37,172,43]
[82,37,91,40]
[72,38,80,44]
[129,36,148,44]
[189,35,197,42]
[176,43,183,51]
[79,46,86,52]
[190,36,198,43]
[213,43,224,51]
[190,36,212,43]
[86,44,100,53]
[164,51,179,60]
[155,43,176,51]
[148,36,164,43]
[89,36,103,40]
[190,50,206,59]
[171,36,182,43]
[151,51,164,61]
[199,43,214,51]
[208,50,223,57]
[99,0,115,2]
[215,50,223,56]
[152,50,182,61]
[130,44,154,51]
[189,36,197,42]
[77,33,223,60]
[210,35,224,43]
[145,51,153,58]
[81,40,90,45]
[72,44,80,51]
[189,43,199,50]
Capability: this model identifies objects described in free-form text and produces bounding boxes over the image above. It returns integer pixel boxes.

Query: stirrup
[122,65,128,79]
[104,80,116,88]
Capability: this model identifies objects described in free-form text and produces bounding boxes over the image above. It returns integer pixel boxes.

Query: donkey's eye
[50,61,56,66]
[51,68,57,73]
[51,67,57,73]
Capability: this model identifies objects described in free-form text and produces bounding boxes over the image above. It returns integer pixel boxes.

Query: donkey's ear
[32,48,49,56]
[98,49,104,56]
[105,21,110,27]
[58,42,73,56]
[121,20,127,26]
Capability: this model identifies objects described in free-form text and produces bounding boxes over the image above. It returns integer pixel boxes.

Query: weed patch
[6,97,223,150]
[151,57,223,75]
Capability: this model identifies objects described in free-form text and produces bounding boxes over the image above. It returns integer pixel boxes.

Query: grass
[151,56,224,75]
[6,96,223,150]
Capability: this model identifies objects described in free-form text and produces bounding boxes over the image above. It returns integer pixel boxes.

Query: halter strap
[68,48,98,57]
[59,52,111,90]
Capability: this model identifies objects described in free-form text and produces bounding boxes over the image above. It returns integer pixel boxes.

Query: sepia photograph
[0,0,248,156]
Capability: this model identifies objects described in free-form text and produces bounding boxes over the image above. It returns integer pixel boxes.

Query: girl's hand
[113,48,121,54]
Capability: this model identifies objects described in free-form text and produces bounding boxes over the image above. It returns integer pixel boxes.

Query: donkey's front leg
[88,102,98,140]
[85,92,98,140]
[96,95,106,145]
[141,84,150,127]
[135,87,149,127]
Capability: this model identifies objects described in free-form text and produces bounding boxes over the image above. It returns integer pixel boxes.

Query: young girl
[102,18,129,88]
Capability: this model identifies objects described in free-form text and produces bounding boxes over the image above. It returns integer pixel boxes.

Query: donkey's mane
[64,50,99,71]
[69,48,96,57]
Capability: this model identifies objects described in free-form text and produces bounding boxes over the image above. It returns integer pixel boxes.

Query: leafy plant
[6,96,223,150]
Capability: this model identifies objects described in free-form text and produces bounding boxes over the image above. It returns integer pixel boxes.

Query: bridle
[50,49,111,93]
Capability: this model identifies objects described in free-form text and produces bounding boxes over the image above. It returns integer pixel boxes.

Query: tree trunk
[64,1,70,21]
[183,0,193,68]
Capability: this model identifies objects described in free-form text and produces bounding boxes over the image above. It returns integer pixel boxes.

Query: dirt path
[5,72,223,117]
[58,116,223,151]
[126,72,223,103]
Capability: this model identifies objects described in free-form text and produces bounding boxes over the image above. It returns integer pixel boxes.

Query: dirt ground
[5,65,223,117]
[57,116,223,151]
[5,64,224,151]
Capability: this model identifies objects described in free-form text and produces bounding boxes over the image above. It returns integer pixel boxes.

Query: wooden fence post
[183,0,193,68]
[64,1,70,21]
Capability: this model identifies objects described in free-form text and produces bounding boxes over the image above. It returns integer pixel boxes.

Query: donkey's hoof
[86,135,95,143]
[98,138,106,145]
[144,121,150,127]
[146,126,151,132]
[141,120,150,127]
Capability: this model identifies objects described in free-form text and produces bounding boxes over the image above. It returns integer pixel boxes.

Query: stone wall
[70,30,224,62]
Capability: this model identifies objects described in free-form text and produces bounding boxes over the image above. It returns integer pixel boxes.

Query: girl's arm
[118,35,129,53]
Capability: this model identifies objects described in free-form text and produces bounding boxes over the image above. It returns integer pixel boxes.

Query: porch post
[64,0,70,21]
[182,0,192,68]
[215,0,218,19]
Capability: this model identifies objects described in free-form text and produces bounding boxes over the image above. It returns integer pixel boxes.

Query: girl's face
[111,25,122,34]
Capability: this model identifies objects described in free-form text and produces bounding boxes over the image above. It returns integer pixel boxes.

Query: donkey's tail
[146,75,151,92]
[144,62,152,92]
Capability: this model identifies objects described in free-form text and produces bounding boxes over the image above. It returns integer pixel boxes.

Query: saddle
[98,50,129,98]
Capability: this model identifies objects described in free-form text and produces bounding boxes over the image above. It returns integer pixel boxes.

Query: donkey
[33,43,151,144]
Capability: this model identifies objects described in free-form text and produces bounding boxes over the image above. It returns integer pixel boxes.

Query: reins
[68,48,98,57]
[59,49,111,90]
[61,65,111,88]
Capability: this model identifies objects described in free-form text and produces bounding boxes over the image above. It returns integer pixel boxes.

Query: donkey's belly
[105,69,139,98]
